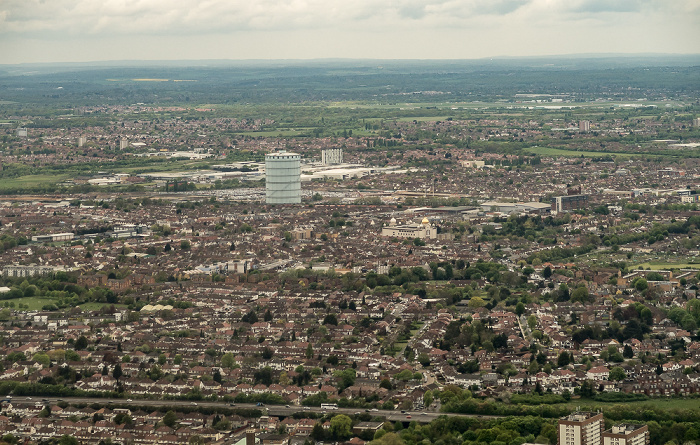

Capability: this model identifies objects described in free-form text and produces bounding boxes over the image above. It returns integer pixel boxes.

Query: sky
[1,0,699,64]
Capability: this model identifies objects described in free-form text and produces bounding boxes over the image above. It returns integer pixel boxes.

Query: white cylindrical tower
[265,151,301,204]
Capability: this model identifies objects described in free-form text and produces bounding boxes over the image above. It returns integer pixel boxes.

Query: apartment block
[552,194,589,213]
[321,148,343,165]
[602,424,649,445]
[558,412,604,445]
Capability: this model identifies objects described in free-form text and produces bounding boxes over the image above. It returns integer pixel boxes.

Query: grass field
[523,146,645,158]
[568,397,700,411]
[235,128,316,137]
[8,297,56,311]
[632,262,700,270]
[0,174,72,190]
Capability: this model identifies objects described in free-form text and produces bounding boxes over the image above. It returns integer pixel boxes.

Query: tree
[180,240,191,250]
[32,352,50,368]
[311,423,326,441]
[334,369,356,391]
[221,353,236,369]
[580,379,595,398]
[330,414,353,440]
[371,432,404,445]
[261,347,273,360]
[570,286,590,303]
[557,351,571,368]
[417,353,430,367]
[635,278,648,292]
[395,369,414,381]
[423,390,434,408]
[515,302,525,316]
[65,350,81,362]
[58,435,78,445]
[254,367,273,386]
[323,313,338,326]
[114,412,133,425]
[305,343,314,359]
[189,436,205,445]
[623,344,634,359]
[242,310,258,324]
[468,297,486,309]
[163,410,178,428]
[112,363,122,381]
[279,371,291,386]
[174,354,183,365]
[1,434,17,445]
[543,266,553,279]
[609,366,626,381]
[527,314,537,330]
[75,335,88,350]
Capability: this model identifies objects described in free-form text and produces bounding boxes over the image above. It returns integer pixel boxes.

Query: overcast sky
[1,0,698,64]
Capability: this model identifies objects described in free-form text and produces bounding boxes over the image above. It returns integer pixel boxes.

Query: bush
[592,392,648,403]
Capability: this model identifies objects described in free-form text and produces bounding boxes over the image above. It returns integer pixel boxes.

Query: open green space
[0,174,72,190]
[235,128,318,137]
[632,262,700,270]
[6,297,56,311]
[570,397,700,412]
[523,146,647,158]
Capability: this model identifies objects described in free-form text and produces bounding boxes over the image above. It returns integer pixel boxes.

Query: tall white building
[119,139,129,150]
[558,412,604,445]
[16,128,27,137]
[265,151,301,204]
[579,120,591,132]
[322,148,343,165]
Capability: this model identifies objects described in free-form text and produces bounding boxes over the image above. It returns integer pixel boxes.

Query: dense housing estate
[0,61,699,445]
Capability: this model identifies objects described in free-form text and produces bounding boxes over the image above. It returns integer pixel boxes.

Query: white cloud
[3,0,692,35]
[0,0,697,63]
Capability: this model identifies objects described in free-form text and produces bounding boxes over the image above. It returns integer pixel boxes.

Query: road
[17,397,500,424]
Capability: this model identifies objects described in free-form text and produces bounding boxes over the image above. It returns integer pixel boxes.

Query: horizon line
[2,53,700,67]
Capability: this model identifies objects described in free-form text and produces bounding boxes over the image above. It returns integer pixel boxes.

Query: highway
[14,397,499,424]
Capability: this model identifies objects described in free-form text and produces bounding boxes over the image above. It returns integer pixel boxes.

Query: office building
[265,151,301,204]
